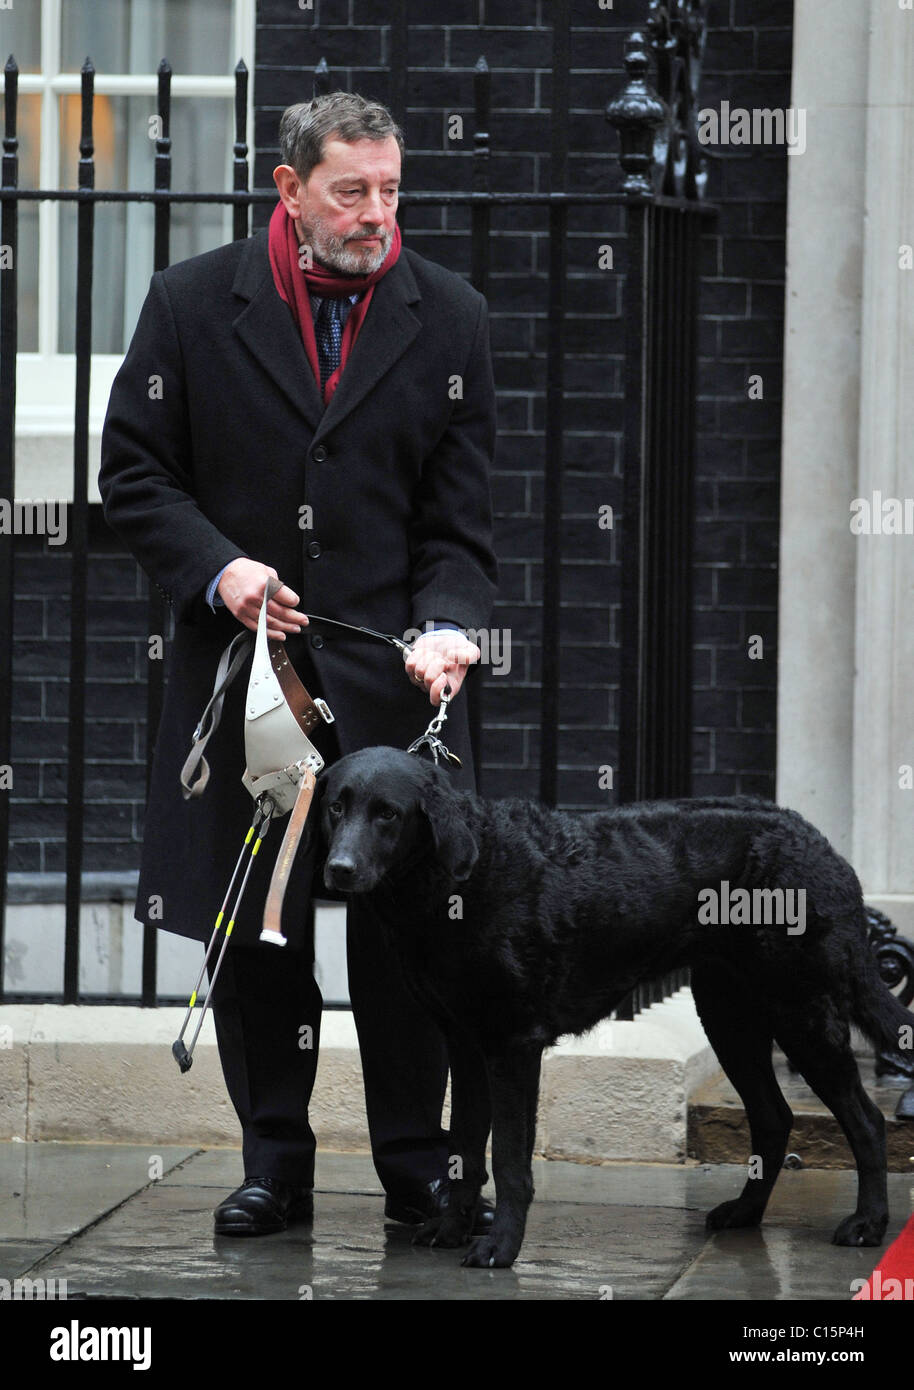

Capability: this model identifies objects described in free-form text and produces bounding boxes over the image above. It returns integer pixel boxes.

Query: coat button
[312,445,328,463]
[307,541,322,559]
[311,634,324,650]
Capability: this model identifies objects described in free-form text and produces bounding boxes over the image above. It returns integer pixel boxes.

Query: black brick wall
[9,0,791,874]
[9,517,167,874]
[691,0,789,797]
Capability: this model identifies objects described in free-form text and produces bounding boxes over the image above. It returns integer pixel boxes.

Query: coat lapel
[316,253,422,438]
[232,230,324,430]
[231,228,423,438]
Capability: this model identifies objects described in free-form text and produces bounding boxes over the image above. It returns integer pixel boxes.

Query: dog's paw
[461,1233,519,1269]
[832,1212,888,1248]
[412,1215,472,1249]
[705,1198,763,1233]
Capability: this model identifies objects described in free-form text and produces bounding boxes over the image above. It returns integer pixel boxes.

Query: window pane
[61,0,233,77]
[14,95,41,351]
[57,94,235,353]
[0,5,42,74]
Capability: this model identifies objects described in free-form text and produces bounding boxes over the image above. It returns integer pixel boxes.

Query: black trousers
[209,896,452,1193]
[207,707,452,1195]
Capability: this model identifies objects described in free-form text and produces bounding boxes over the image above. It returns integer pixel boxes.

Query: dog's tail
[851,923,914,1062]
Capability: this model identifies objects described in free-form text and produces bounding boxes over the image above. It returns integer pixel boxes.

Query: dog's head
[318,746,479,894]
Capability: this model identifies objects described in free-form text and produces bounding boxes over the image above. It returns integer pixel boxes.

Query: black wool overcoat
[99,227,498,949]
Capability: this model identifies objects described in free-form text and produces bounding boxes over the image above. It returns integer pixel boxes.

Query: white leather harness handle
[242,578,327,815]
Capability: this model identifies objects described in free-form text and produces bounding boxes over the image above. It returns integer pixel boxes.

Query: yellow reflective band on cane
[222,839,262,942]
[172,807,270,1076]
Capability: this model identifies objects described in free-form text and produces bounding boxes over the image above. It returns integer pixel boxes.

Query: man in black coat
[98,90,498,1236]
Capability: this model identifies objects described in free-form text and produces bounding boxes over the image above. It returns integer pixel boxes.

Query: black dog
[318,746,911,1269]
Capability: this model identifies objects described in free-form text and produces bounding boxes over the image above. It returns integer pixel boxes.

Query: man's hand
[217,558,309,642]
[404,630,481,706]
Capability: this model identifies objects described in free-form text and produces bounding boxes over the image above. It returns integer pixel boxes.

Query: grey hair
[278,90,405,183]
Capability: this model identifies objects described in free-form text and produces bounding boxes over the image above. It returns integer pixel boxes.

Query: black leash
[303,611,413,656]
[302,611,462,767]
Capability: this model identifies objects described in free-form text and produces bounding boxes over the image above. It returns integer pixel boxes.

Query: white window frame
[8,0,256,499]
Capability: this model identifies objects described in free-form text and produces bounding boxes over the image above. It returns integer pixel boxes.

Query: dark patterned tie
[315,296,344,391]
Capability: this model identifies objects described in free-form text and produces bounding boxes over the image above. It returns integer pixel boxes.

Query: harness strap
[260,767,317,946]
[180,630,254,800]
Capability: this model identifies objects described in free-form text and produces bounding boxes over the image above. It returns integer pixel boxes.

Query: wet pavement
[2,1141,910,1301]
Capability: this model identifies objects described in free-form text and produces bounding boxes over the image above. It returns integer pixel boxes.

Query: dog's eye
[377,807,398,821]
[327,801,343,817]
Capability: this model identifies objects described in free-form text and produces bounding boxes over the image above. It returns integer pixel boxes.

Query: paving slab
[0,1239,60,1282]
[19,1181,705,1301]
[666,1225,896,1302]
[2,1143,911,1301]
[0,1141,197,1282]
[0,1141,197,1240]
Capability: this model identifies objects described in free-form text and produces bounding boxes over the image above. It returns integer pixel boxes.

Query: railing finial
[606,31,667,200]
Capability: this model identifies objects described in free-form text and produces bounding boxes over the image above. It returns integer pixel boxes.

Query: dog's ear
[419,776,478,881]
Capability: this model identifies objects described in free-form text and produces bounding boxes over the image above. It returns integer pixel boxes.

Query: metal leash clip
[406,682,462,767]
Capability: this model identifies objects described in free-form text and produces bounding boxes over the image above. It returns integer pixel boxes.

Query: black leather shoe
[384,1177,495,1234]
[214,1177,314,1236]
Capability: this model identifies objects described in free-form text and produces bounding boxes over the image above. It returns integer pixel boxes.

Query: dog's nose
[326,857,357,888]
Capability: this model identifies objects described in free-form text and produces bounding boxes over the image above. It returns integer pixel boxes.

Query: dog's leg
[691,960,794,1234]
[775,1009,888,1247]
[413,1033,491,1250]
[462,1045,542,1269]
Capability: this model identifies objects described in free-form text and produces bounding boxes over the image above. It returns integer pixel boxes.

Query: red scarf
[268,198,402,405]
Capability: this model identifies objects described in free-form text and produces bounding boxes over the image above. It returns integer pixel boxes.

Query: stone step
[688,1052,914,1172]
[0,992,718,1162]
